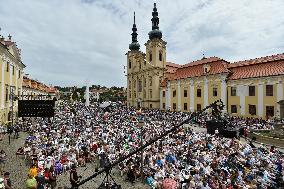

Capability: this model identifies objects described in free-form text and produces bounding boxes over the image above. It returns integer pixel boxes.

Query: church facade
[126,3,284,119]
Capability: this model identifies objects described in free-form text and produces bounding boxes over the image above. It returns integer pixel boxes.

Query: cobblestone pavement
[0,132,29,188]
[0,132,148,189]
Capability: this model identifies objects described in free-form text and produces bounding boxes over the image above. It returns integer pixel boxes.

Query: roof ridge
[182,56,222,68]
[230,53,284,68]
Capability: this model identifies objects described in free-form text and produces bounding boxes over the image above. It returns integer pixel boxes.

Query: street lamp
[8,86,17,145]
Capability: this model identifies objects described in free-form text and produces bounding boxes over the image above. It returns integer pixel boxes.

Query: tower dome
[148,3,162,40]
[129,12,140,51]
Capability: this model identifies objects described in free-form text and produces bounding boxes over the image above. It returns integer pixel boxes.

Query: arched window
[159,52,162,61]
[149,53,152,62]
[133,79,136,89]
[129,61,131,69]
[138,79,142,92]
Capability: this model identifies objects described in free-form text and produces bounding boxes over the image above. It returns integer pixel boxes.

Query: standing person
[48,166,56,189]
[70,165,79,188]
[25,174,37,189]
[35,172,45,189]
[28,164,38,178]
[3,172,12,189]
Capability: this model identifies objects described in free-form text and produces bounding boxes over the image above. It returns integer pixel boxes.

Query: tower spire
[149,3,162,40]
[129,11,140,51]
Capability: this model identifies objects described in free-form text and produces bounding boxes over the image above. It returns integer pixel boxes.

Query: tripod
[98,166,121,189]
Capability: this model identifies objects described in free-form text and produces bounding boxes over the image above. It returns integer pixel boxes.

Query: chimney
[8,34,12,41]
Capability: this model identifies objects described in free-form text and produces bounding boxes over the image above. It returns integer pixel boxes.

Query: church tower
[144,3,167,109]
[126,12,145,108]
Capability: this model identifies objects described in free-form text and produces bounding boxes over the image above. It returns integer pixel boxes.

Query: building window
[150,90,152,98]
[138,80,142,92]
[150,104,152,108]
[163,103,165,109]
[184,103,188,111]
[149,53,152,62]
[6,63,9,72]
[144,61,146,65]
[204,67,208,73]
[12,66,15,75]
[163,91,165,97]
[18,70,21,78]
[129,81,131,89]
[231,105,237,113]
[134,91,136,98]
[266,106,274,117]
[5,87,9,102]
[149,77,152,86]
[159,52,162,61]
[213,88,218,96]
[249,86,255,96]
[173,103,176,110]
[173,90,176,97]
[184,90,187,97]
[144,90,146,98]
[197,89,201,97]
[266,85,273,96]
[139,62,142,70]
[197,104,202,111]
[133,80,136,88]
[129,61,131,69]
[231,87,237,96]
[144,78,146,86]
[249,105,256,115]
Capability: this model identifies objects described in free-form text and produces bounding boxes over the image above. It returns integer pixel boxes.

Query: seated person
[16,147,25,155]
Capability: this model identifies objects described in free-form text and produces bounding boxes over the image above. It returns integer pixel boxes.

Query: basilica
[126,3,284,119]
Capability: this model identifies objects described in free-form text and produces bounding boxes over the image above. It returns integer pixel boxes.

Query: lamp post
[9,86,15,145]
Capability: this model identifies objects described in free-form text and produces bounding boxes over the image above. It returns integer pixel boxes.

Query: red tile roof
[160,79,167,87]
[228,53,284,68]
[161,53,284,85]
[4,41,14,46]
[170,57,229,80]
[181,57,221,68]
[166,62,181,68]
[228,59,284,80]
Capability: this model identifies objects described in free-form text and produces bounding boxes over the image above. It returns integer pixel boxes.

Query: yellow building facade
[22,76,58,100]
[126,3,284,119]
[126,7,166,109]
[0,34,25,124]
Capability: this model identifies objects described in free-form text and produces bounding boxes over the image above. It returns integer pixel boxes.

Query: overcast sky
[0,0,283,87]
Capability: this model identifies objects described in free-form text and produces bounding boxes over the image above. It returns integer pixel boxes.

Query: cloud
[0,0,283,87]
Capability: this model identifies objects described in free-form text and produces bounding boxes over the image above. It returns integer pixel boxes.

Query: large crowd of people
[0,100,284,188]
